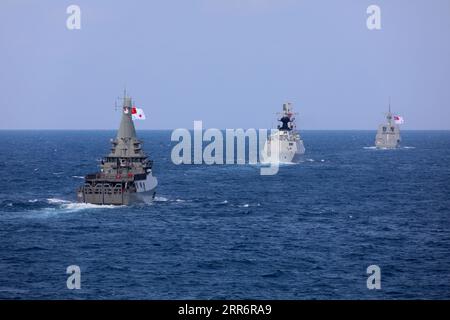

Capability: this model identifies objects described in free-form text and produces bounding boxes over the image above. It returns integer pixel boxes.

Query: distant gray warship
[77,92,157,205]
[375,104,403,149]
[261,102,305,163]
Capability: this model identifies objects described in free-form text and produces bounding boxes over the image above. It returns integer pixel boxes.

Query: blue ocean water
[0,130,449,299]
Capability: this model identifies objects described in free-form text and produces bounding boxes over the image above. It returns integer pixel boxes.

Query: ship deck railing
[84,172,147,181]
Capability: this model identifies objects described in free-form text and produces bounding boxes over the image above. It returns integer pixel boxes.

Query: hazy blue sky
[1,0,449,130]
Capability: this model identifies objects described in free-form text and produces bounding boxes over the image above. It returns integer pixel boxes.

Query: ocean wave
[45,198,119,212]
[4,196,189,214]
[215,201,261,208]
[47,198,70,204]
[364,146,398,150]
[72,176,84,179]
[1,199,48,211]
[153,197,190,204]
[2,198,114,215]
[279,161,297,165]
[258,160,297,166]
[61,202,118,211]
[364,146,415,150]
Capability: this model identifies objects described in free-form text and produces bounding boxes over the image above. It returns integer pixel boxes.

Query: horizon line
[1,128,450,131]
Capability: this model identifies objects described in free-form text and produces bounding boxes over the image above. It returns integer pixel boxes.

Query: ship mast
[387,97,393,126]
[116,89,137,140]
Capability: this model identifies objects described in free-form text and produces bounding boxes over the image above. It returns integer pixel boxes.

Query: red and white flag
[394,115,404,124]
[131,106,146,120]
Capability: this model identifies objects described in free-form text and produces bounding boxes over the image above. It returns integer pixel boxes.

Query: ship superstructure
[77,92,157,205]
[261,102,305,163]
[375,104,402,149]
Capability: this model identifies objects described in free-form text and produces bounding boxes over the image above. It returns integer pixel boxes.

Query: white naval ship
[261,102,306,163]
[375,104,403,149]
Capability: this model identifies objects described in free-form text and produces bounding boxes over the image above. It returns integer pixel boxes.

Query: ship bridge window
[391,127,395,132]
[383,127,387,132]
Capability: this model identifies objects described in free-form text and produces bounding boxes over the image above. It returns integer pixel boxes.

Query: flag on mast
[131,106,146,120]
[394,115,404,124]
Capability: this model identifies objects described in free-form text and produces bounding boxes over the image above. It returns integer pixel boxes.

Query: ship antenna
[388,96,391,113]
[115,86,128,111]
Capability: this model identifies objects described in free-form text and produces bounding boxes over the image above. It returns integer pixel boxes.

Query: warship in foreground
[375,105,403,149]
[77,93,157,205]
[261,102,306,163]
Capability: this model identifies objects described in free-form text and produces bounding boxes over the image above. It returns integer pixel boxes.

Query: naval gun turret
[77,92,157,205]
[278,103,295,131]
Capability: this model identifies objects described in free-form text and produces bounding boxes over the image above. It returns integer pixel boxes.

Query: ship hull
[375,144,400,149]
[77,187,156,205]
[261,138,305,163]
[375,134,401,149]
[375,122,401,149]
[77,175,158,205]
[375,137,401,149]
[130,188,157,204]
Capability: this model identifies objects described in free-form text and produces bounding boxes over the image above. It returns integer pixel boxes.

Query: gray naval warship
[261,102,306,163]
[375,105,402,149]
[77,93,158,205]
